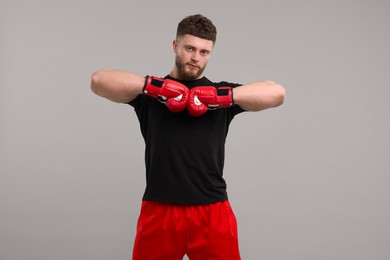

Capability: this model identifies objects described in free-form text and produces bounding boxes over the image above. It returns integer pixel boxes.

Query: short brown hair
[176,14,217,43]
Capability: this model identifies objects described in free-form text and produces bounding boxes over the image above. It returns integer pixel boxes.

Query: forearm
[90,69,145,103]
[233,80,285,111]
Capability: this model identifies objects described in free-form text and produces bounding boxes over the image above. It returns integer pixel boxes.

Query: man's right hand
[143,76,189,113]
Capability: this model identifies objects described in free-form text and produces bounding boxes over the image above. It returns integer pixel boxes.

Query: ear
[172,39,178,54]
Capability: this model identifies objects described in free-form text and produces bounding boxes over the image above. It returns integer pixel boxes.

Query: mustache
[186,62,200,68]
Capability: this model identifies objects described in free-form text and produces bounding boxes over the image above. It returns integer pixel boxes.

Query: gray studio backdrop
[1,0,389,259]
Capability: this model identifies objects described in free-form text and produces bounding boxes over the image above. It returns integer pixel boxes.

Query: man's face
[173,34,214,80]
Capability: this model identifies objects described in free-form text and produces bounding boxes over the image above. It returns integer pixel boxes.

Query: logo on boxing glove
[187,86,233,117]
[143,76,189,113]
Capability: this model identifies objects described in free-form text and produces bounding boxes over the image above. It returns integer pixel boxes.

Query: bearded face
[175,54,206,81]
[172,35,213,81]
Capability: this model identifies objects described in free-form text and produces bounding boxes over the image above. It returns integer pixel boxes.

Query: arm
[233,80,285,111]
[186,80,285,117]
[90,69,145,103]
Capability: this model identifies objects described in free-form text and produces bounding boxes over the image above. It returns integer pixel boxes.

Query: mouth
[186,63,199,70]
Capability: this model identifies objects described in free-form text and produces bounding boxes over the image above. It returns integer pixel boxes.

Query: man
[91,14,284,260]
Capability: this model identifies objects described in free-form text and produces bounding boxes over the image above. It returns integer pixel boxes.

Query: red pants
[133,200,241,260]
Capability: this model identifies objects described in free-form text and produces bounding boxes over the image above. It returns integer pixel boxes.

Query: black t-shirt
[129,75,245,204]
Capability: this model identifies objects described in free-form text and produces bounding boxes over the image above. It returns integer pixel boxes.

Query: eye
[186,46,193,52]
[200,50,210,56]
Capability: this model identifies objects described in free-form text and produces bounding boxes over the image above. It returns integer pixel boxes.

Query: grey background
[1,0,389,259]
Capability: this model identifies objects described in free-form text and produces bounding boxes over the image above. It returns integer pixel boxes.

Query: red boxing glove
[187,86,233,117]
[143,76,189,113]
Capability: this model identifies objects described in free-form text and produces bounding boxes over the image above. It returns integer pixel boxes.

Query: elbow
[258,81,285,109]
[90,71,103,95]
[273,83,285,107]
[90,68,114,95]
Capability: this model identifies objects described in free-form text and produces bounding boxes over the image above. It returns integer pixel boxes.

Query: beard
[175,56,206,81]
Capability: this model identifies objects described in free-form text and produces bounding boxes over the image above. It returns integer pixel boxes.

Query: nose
[191,52,200,62]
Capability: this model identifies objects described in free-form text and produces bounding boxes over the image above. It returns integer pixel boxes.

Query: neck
[168,67,204,81]
[168,68,178,79]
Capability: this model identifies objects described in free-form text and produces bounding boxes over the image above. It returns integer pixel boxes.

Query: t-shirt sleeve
[128,94,149,122]
[128,94,142,108]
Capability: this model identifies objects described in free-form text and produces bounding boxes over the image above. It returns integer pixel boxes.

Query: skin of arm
[90,69,145,103]
[232,80,285,111]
